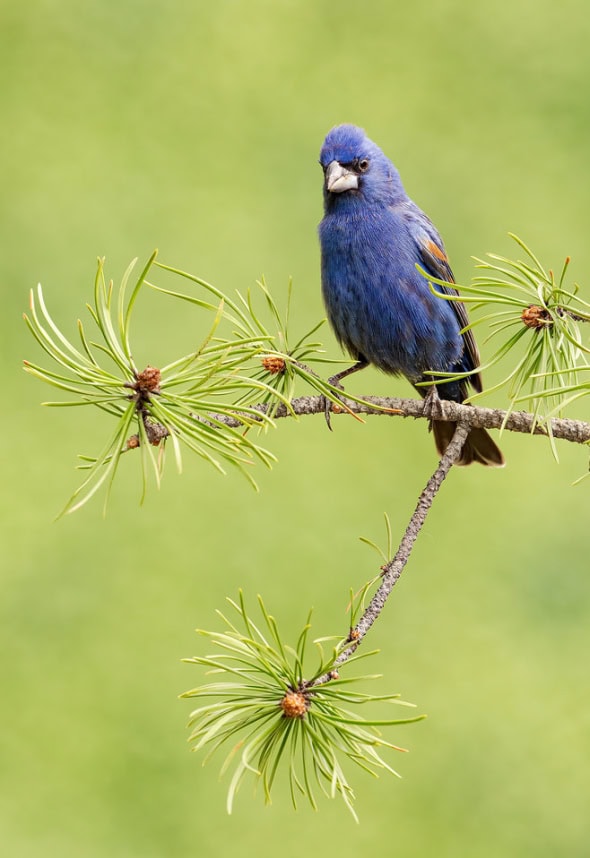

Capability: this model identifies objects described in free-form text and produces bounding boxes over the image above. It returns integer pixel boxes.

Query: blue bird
[318,124,504,466]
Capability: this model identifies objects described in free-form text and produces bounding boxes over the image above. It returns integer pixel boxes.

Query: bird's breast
[319,208,463,378]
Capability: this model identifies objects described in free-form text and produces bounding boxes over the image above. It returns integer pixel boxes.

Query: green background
[3,1,590,855]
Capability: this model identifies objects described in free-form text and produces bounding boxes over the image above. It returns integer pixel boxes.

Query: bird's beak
[324,160,358,193]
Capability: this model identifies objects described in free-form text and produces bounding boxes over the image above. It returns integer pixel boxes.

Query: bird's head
[319,124,405,207]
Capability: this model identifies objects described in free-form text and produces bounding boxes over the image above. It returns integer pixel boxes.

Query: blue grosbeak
[318,124,503,466]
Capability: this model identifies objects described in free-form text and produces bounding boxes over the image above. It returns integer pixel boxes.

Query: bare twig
[207,395,590,445]
[308,421,471,688]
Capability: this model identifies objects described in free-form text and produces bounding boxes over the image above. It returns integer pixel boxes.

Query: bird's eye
[358,159,370,173]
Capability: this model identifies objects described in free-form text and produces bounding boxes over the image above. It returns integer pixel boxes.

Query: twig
[308,421,471,688]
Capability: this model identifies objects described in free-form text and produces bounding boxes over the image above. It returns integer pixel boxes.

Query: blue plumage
[318,124,503,466]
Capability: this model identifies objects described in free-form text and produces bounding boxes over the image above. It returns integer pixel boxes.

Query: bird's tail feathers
[432,420,505,467]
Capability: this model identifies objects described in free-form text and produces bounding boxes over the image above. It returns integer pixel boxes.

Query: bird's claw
[323,375,346,431]
[323,395,333,430]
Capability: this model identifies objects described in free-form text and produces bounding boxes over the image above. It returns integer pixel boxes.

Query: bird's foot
[422,383,444,420]
[323,374,346,431]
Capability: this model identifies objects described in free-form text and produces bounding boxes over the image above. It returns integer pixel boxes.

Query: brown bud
[126,434,140,449]
[262,356,286,375]
[280,690,308,719]
[136,365,162,392]
[328,670,339,681]
[521,305,552,329]
[348,628,361,642]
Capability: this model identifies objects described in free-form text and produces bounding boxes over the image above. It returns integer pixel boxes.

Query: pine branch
[181,422,471,815]
[24,242,590,513]
[24,242,590,814]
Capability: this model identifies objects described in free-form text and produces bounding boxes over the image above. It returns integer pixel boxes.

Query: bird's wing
[407,209,482,390]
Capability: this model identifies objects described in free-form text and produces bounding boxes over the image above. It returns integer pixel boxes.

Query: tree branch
[307,421,471,688]
[206,394,590,445]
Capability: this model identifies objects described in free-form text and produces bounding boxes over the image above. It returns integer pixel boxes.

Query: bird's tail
[432,420,504,467]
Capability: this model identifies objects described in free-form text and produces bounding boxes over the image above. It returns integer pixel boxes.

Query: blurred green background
[3,1,590,855]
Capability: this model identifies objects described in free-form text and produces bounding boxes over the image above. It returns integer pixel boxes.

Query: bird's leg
[324,357,369,430]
